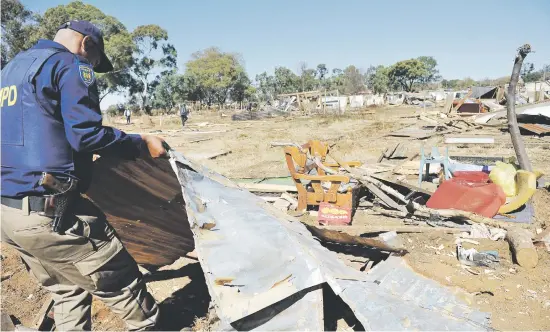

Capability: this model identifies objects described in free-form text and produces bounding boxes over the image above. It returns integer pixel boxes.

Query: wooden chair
[284,141,363,212]
[305,140,362,173]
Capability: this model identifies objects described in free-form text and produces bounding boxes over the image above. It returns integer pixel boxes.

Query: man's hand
[141,135,168,158]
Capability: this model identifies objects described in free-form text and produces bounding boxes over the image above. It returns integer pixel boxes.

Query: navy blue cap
[58,20,113,73]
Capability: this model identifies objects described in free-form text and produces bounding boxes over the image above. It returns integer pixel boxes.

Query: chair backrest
[307,140,329,160]
[284,146,308,178]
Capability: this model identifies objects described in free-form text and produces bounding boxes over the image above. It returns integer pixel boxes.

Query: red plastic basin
[452,171,490,183]
[427,178,505,218]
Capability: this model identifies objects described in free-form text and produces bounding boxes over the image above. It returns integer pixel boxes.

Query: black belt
[1,196,47,212]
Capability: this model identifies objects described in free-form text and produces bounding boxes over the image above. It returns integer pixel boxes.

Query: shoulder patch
[78,64,95,86]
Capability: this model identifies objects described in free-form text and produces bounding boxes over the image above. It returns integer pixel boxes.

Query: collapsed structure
[88,152,491,330]
[231,79,550,120]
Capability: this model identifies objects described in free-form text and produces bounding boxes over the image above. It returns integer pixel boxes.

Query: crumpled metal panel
[168,151,490,330]
[339,256,490,330]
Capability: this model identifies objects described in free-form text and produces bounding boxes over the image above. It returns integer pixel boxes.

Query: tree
[387,59,427,92]
[316,64,328,81]
[1,0,37,68]
[129,24,177,113]
[274,66,300,94]
[521,62,544,82]
[417,56,440,86]
[230,71,252,103]
[342,65,365,94]
[152,73,187,111]
[255,71,276,101]
[366,65,389,94]
[297,62,317,92]
[327,68,344,91]
[20,1,137,101]
[185,47,246,106]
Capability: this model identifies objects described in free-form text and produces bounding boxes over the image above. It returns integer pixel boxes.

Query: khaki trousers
[1,197,159,331]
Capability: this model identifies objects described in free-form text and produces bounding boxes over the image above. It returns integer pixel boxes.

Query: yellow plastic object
[489,162,517,197]
[498,170,537,214]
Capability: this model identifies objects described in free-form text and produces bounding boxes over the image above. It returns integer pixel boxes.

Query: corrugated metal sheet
[470,86,498,99]
[166,150,491,330]
[519,123,550,135]
[88,156,194,267]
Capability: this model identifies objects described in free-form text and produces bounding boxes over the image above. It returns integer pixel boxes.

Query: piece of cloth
[1,197,159,331]
[1,39,144,198]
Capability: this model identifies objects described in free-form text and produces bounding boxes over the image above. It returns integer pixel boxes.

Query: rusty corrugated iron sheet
[87,156,194,267]
[519,123,550,135]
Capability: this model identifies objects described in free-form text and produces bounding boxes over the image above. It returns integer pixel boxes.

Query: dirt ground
[2,105,549,330]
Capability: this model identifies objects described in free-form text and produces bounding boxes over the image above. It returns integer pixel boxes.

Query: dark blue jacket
[1,40,143,198]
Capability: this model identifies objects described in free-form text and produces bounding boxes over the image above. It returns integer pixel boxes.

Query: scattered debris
[388,125,449,139]
[461,224,507,241]
[456,242,499,268]
[273,198,291,211]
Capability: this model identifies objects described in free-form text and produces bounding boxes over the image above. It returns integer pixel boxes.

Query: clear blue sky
[22,0,550,106]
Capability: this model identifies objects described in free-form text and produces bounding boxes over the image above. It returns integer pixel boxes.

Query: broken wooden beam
[506,228,538,268]
[305,224,405,252]
[189,138,213,144]
[317,224,466,234]
[445,137,495,144]
[238,183,298,193]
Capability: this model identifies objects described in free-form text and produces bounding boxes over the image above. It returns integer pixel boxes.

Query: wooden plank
[419,115,439,124]
[377,148,388,163]
[443,93,454,113]
[189,138,213,144]
[365,183,408,213]
[317,224,465,234]
[280,193,298,206]
[445,137,495,144]
[237,183,298,193]
[305,224,403,252]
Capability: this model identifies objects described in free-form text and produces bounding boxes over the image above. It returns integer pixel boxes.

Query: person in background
[179,103,190,129]
[124,107,132,124]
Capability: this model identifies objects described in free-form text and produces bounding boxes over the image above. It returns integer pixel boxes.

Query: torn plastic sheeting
[168,151,490,330]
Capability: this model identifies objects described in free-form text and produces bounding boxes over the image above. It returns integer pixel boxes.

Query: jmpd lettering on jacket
[0,86,18,107]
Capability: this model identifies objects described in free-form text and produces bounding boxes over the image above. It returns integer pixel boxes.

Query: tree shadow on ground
[145,262,211,331]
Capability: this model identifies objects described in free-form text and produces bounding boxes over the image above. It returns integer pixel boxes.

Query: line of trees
[2,0,549,115]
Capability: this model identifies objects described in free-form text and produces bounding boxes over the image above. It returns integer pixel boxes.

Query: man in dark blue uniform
[1,21,164,330]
